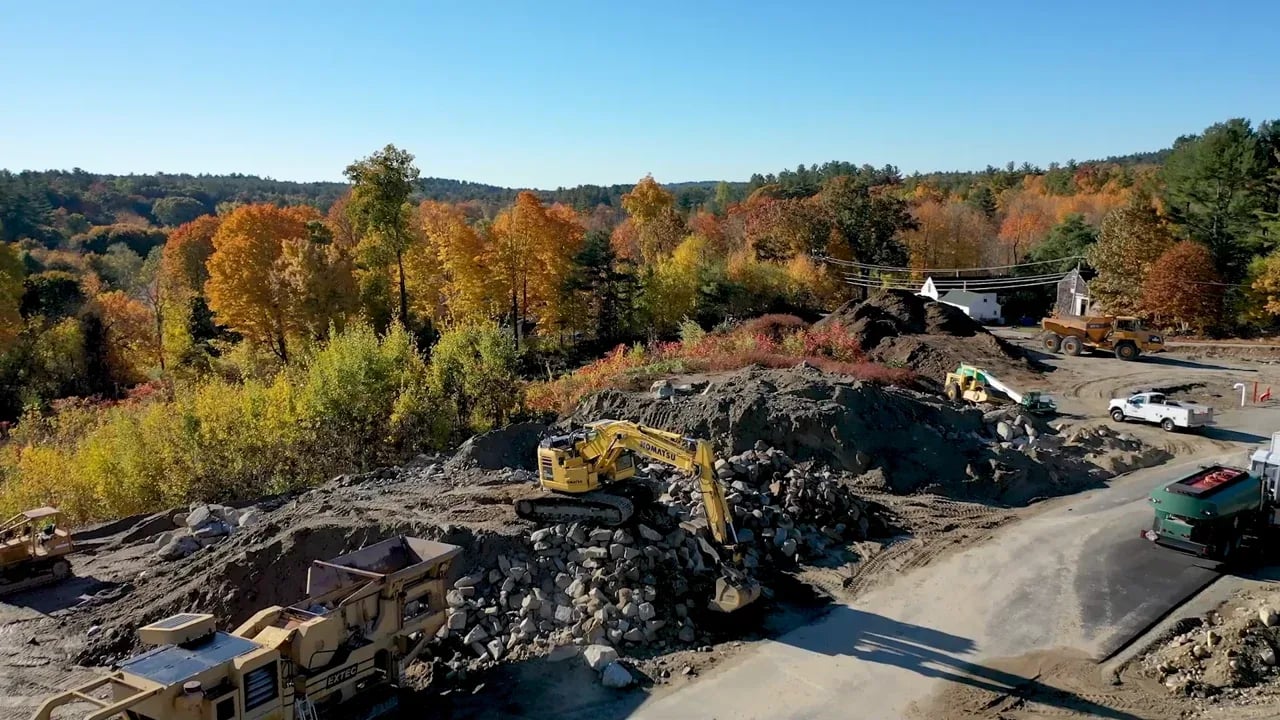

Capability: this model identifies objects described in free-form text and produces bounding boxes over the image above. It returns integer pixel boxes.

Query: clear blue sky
[2,1,1277,188]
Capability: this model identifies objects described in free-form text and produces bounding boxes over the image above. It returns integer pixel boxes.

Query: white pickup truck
[1108,392,1214,432]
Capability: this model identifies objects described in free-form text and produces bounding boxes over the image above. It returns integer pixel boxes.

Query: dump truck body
[1145,433,1280,559]
[1040,315,1164,360]
[33,536,461,720]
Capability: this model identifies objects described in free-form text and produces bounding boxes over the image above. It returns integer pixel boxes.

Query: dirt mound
[449,421,548,471]
[815,289,1038,383]
[571,366,1167,506]
[574,366,983,495]
[73,468,539,665]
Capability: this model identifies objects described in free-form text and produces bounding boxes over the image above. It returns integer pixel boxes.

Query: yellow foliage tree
[417,200,494,323]
[1245,250,1280,321]
[490,192,581,344]
[281,219,358,340]
[621,175,685,262]
[905,198,993,269]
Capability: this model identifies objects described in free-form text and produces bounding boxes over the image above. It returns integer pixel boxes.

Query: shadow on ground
[1200,427,1271,444]
[418,594,1144,720]
[769,607,1145,720]
[2,575,125,614]
[1143,355,1254,372]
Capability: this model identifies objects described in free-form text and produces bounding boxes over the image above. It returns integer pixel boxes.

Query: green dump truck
[1145,432,1280,560]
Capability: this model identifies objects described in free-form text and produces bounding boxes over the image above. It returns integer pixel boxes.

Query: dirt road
[624,340,1280,719]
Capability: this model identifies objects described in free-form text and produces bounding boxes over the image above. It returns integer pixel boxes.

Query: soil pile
[573,366,1164,505]
[815,289,1037,382]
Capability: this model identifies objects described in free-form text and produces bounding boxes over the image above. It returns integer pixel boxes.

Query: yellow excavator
[515,419,761,612]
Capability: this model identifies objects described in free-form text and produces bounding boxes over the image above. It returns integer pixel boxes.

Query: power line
[818,255,1086,273]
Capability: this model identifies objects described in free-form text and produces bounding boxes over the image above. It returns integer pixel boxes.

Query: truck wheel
[1061,336,1083,356]
[1115,342,1139,361]
[944,382,962,402]
[1041,333,1062,353]
[1110,408,1125,423]
[1161,418,1176,432]
[51,559,70,579]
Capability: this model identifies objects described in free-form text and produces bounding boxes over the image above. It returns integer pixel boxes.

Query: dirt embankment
[816,289,1041,383]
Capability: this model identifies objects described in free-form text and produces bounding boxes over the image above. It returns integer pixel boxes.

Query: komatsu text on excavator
[514,419,761,612]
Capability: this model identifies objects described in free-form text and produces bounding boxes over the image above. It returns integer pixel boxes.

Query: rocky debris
[576,366,1168,507]
[813,289,1037,381]
[427,441,877,680]
[655,443,873,566]
[1143,595,1280,703]
[155,503,256,561]
[974,407,1173,503]
[583,644,619,671]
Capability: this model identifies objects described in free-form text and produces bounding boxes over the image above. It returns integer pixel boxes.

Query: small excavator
[515,419,762,612]
[943,364,1056,415]
[0,507,73,597]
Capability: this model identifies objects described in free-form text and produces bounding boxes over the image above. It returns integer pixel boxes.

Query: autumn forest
[1,117,1278,521]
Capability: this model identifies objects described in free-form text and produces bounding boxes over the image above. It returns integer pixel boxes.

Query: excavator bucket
[710,574,762,613]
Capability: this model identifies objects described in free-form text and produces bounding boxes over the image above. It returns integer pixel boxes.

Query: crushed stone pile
[1142,593,1280,705]
[814,289,1038,382]
[422,441,875,687]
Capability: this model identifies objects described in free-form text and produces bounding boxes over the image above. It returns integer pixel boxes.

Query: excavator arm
[578,421,737,546]
[518,419,761,612]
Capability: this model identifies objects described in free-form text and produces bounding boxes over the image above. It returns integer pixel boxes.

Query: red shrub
[741,314,809,340]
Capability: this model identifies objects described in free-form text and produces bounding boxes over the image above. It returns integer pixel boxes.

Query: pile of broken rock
[154,504,260,561]
[428,441,876,687]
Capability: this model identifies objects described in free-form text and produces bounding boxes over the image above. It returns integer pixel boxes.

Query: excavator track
[514,491,635,527]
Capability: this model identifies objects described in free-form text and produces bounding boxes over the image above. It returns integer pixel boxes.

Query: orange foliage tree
[206,204,315,360]
[490,192,583,344]
[905,198,993,269]
[1141,241,1222,332]
[997,193,1054,264]
[160,215,221,298]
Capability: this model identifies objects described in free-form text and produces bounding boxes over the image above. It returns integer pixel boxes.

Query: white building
[917,277,1004,323]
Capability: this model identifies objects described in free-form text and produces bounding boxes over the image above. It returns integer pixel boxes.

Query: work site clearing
[3,291,1280,720]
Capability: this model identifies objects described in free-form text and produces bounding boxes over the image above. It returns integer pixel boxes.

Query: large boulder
[600,661,633,688]
[583,644,619,672]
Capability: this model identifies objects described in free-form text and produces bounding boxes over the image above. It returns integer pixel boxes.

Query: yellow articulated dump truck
[1039,315,1164,361]
[33,536,460,720]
